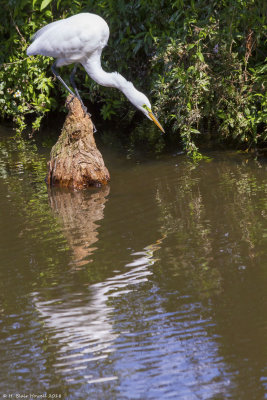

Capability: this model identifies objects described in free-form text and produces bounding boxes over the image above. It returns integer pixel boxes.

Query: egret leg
[70,64,97,132]
[51,62,75,98]
[70,64,90,117]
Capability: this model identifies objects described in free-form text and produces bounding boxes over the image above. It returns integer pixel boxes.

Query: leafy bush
[152,0,267,155]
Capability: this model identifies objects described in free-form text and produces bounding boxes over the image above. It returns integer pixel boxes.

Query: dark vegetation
[0,0,266,157]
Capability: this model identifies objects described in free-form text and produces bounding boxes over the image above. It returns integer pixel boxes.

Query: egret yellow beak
[149,112,165,133]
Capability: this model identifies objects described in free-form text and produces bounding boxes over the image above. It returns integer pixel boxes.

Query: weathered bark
[46,95,110,189]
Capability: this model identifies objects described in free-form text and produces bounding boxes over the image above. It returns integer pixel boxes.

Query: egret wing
[31,19,63,41]
[27,13,109,63]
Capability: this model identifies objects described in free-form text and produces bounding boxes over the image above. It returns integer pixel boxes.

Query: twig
[9,10,26,43]
[0,58,28,68]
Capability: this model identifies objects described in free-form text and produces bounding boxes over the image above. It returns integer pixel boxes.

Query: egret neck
[82,51,145,108]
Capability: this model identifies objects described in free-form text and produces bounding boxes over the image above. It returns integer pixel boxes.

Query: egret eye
[142,104,151,113]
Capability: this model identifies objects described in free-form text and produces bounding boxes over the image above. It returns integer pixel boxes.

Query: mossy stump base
[46,95,110,189]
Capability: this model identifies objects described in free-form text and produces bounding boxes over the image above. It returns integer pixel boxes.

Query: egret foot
[80,103,91,118]
[66,95,75,107]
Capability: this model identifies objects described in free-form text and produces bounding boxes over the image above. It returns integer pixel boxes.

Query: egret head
[119,79,165,133]
[135,93,165,133]
[141,103,165,133]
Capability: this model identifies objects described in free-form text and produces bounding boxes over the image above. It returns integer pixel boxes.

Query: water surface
[0,125,266,399]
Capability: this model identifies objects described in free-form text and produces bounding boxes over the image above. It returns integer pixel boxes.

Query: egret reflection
[31,233,166,385]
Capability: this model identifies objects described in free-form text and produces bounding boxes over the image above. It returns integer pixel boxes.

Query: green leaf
[197,52,204,62]
[40,0,52,11]
[190,128,201,134]
[187,43,195,50]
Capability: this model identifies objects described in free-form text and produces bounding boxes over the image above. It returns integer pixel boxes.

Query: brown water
[0,125,266,400]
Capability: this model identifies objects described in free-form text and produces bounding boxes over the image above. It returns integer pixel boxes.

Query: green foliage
[152,0,267,156]
[0,0,266,155]
[0,1,57,133]
[100,98,123,120]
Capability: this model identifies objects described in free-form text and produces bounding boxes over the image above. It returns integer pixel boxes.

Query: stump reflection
[48,186,110,266]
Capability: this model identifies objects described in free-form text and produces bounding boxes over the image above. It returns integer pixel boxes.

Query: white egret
[27,13,165,132]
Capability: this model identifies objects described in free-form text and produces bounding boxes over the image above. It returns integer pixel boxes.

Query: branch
[9,11,27,43]
[0,58,28,68]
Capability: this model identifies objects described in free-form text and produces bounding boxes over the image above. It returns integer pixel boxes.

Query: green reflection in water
[153,155,266,296]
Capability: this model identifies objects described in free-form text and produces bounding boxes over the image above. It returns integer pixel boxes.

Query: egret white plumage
[27,13,164,132]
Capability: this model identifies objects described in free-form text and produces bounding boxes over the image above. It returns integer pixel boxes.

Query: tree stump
[46,95,110,189]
